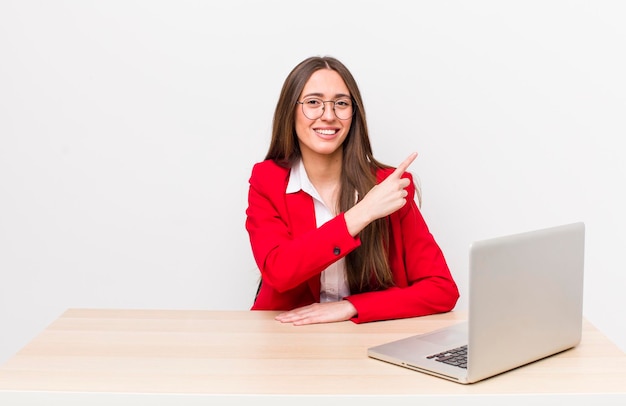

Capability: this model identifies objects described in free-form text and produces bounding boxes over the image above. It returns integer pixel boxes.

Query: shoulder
[249,159,290,189]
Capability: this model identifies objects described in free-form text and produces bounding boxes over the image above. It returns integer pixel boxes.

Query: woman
[245,56,459,325]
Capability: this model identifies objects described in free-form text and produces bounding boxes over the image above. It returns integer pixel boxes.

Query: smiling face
[295,68,352,164]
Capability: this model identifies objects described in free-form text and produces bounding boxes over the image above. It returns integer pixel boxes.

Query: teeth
[316,129,336,135]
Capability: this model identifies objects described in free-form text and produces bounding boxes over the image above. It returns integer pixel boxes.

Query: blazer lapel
[284,191,321,301]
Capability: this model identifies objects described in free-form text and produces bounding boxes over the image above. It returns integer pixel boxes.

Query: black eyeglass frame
[295,97,356,120]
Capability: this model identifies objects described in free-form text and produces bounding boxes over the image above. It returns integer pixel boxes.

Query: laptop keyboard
[426,345,467,369]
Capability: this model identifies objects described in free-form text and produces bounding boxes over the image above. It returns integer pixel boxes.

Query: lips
[314,128,339,139]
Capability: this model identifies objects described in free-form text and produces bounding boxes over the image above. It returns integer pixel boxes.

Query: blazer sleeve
[245,161,361,292]
[345,171,460,323]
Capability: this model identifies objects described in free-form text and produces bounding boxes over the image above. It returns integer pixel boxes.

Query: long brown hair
[265,56,394,293]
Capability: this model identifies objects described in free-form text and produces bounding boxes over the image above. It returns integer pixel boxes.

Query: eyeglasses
[296,97,355,120]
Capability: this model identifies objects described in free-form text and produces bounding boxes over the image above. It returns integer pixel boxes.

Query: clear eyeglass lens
[301,97,353,120]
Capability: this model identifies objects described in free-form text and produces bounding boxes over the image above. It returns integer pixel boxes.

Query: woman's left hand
[275,301,358,325]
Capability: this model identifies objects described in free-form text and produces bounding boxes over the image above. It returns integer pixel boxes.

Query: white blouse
[286,159,350,302]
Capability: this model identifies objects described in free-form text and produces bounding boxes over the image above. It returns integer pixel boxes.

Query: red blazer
[245,159,459,323]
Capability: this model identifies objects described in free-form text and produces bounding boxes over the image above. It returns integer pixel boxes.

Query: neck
[300,150,343,212]
[301,151,342,186]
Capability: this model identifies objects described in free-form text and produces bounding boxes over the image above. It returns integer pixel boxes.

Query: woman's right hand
[344,152,418,237]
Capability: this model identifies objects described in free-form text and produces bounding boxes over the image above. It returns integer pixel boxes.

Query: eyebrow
[301,92,351,99]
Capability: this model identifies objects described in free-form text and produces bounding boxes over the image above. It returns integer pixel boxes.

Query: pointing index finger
[392,152,418,177]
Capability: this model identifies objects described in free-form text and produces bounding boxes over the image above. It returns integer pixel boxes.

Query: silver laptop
[368,222,585,384]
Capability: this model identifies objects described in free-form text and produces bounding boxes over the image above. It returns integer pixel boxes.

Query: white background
[1,0,625,365]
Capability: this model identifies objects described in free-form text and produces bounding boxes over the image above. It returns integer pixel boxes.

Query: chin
[313,145,343,156]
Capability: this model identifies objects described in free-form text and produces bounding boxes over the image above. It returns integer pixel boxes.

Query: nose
[320,101,336,120]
